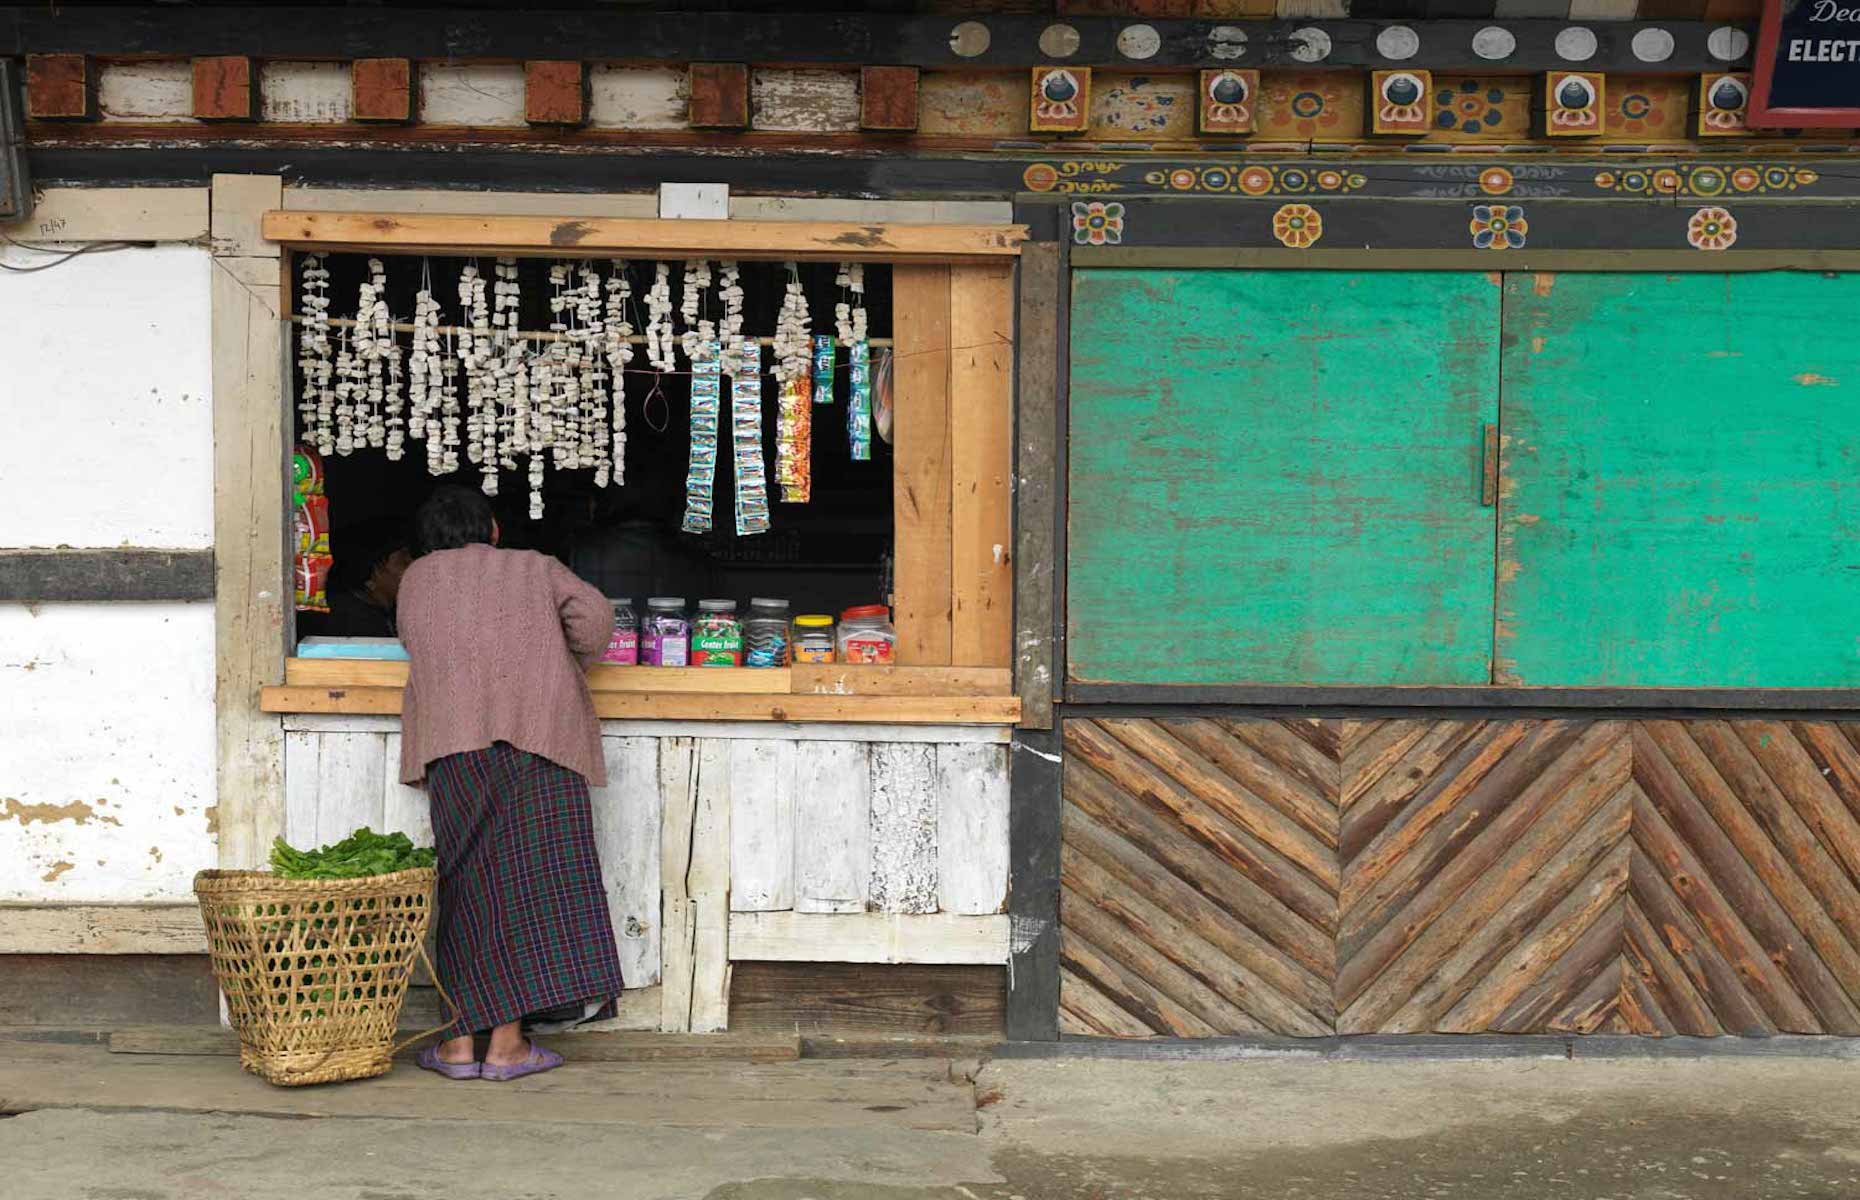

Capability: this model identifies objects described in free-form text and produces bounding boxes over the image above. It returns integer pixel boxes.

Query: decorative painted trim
[0,12,1759,74]
[1071,199,1125,244]
[1028,196,1860,252]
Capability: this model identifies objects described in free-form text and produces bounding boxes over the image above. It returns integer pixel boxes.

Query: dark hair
[415,485,495,556]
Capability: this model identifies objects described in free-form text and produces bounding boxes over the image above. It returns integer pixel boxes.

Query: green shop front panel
[1498,272,1860,688]
[1066,269,1500,686]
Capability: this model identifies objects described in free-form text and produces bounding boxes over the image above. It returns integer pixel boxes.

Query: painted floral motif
[1272,203,1323,248]
[1436,81,1507,133]
[1072,201,1125,246]
[1470,204,1527,250]
[1687,206,1737,251]
[1479,167,1515,196]
[1594,164,1817,198]
[1261,74,1351,138]
[1141,164,1367,197]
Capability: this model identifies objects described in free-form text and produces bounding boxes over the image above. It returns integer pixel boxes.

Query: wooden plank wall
[283,722,1011,1030]
[1061,715,1860,1038]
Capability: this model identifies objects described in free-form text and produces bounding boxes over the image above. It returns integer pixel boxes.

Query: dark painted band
[0,549,215,602]
[1,11,1753,74]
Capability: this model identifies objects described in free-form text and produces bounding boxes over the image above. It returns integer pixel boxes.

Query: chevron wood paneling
[1058,717,1860,1039]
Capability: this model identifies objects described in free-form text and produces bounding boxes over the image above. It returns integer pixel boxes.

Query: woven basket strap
[393,935,465,1056]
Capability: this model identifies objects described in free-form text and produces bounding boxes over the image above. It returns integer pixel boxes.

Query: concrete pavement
[7,1038,1860,1198]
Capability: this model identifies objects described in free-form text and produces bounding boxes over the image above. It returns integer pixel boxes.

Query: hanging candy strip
[681,341,722,534]
[848,339,872,461]
[733,339,772,535]
[777,370,812,504]
[812,334,834,406]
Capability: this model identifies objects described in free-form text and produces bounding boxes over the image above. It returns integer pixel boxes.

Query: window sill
[261,659,1020,725]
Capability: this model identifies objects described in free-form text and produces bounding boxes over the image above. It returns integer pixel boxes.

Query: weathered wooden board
[730,911,1010,964]
[591,736,663,989]
[689,739,732,1033]
[868,742,940,915]
[936,742,1010,915]
[378,733,432,848]
[1497,271,1860,687]
[948,263,1015,669]
[1061,716,1860,1039]
[728,961,1005,1037]
[729,738,796,912]
[1066,269,1499,686]
[794,741,873,914]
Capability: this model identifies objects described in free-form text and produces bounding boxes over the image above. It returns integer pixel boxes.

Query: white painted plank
[936,743,1010,915]
[729,739,795,912]
[314,733,387,847]
[689,740,732,1033]
[419,63,526,127]
[260,62,352,124]
[379,733,433,848]
[588,65,688,130]
[793,742,872,914]
[591,736,663,989]
[281,714,403,735]
[658,737,697,1033]
[728,911,1009,965]
[98,61,195,123]
[282,731,321,851]
[0,903,206,954]
[867,743,939,915]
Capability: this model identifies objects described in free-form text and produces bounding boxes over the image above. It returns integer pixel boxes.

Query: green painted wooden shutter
[1067,269,1500,686]
[1497,271,1860,687]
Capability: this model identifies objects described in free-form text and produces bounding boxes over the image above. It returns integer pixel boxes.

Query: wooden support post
[210,174,287,872]
[1006,726,1063,1041]
[688,63,750,130]
[1014,242,1061,729]
[949,264,1014,669]
[892,265,953,665]
[860,66,920,132]
[25,54,93,120]
[524,60,587,127]
[688,739,732,1033]
[193,56,256,121]
[351,58,413,123]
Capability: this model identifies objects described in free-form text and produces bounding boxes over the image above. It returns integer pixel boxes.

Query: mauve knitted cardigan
[396,544,613,786]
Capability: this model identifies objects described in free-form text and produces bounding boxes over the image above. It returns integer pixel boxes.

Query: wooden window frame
[256,211,1023,725]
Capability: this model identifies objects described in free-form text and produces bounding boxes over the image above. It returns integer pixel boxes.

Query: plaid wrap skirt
[427,741,625,1036]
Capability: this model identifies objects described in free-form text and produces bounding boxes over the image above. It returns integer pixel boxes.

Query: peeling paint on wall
[260,61,352,124]
[98,61,197,123]
[919,71,1025,138]
[588,65,688,130]
[420,64,527,127]
[750,69,860,134]
[1090,73,1193,140]
[0,798,123,827]
[40,861,75,883]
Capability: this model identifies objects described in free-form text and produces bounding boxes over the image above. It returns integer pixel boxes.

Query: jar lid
[794,614,834,627]
[647,596,685,609]
[841,604,890,621]
[609,597,632,606]
[749,596,789,610]
[698,599,737,612]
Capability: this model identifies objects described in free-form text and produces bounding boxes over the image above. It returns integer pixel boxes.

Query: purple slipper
[481,1042,563,1083]
[417,1044,481,1080]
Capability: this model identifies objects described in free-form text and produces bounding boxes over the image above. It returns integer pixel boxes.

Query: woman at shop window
[397,485,624,1081]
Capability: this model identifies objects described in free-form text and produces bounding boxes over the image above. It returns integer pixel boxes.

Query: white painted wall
[0,604,218,901]
[0,244,213,548]
[0,239,218,903]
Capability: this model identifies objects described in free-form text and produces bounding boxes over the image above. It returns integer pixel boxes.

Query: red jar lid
[840,604,890,621]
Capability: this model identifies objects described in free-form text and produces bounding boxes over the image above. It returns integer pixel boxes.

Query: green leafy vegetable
[270,827,436,879]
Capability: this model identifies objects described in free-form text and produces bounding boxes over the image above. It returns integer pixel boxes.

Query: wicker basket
[194,867,439,1087]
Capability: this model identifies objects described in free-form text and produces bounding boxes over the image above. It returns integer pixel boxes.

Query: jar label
[644,635,688,667]
[600,629,638,665]
[842,636,895,665]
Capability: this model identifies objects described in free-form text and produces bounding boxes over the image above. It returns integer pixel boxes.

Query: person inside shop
[397,485,625,1082]
[317,537,413,639]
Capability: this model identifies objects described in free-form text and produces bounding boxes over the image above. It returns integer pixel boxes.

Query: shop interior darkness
[291,253,895,643]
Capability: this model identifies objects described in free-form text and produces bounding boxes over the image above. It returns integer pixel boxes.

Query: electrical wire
[0,234,154,274]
